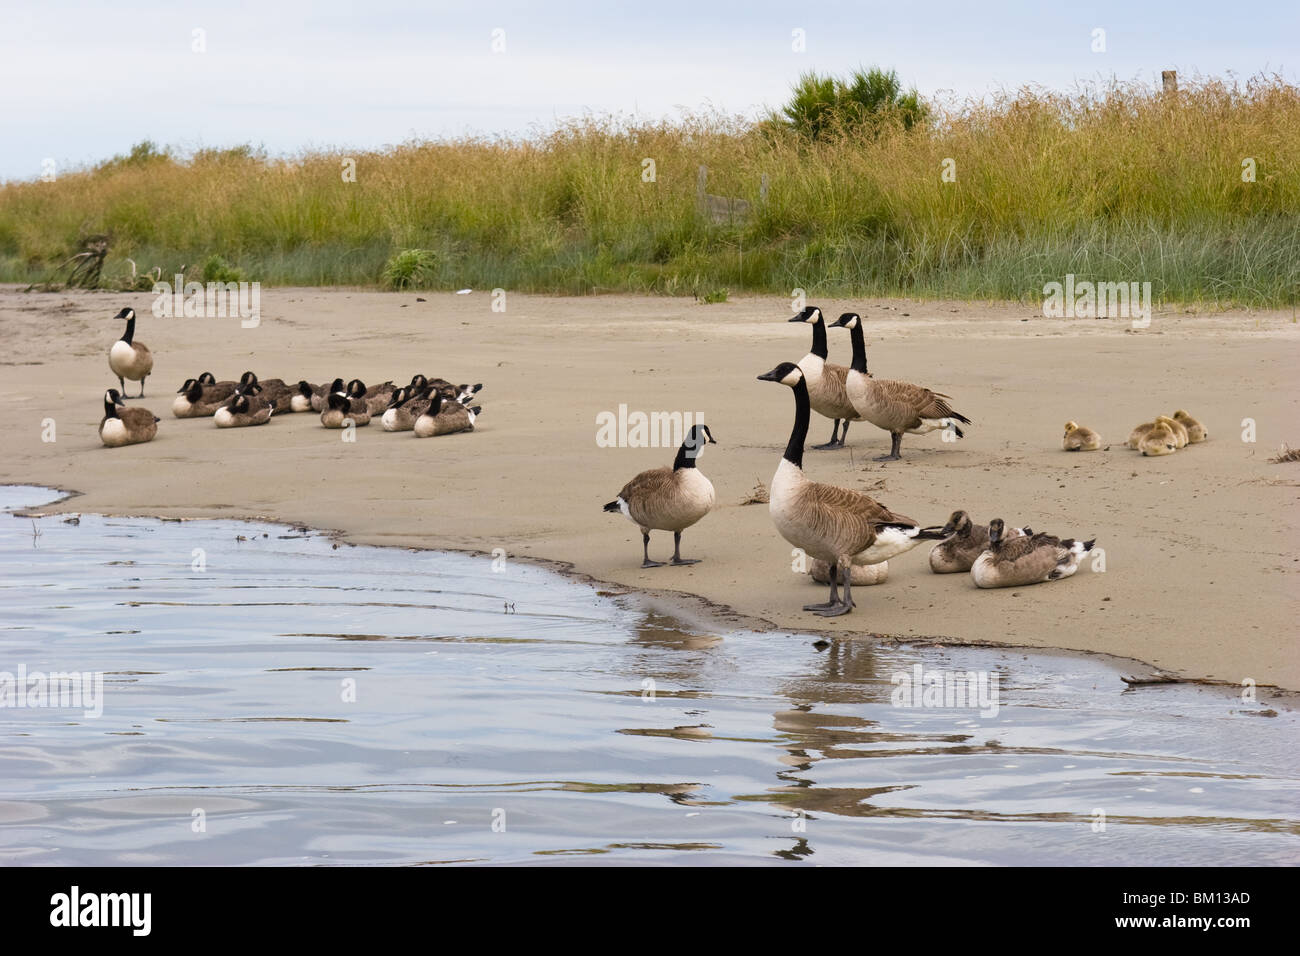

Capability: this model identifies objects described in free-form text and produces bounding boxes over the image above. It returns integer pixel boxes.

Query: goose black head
[328,377,346,393]
[830,312,861,329]
[409,374,428,390]
[346,379,367,398]
[987,518,1006,546]
[787,306,823,324]
[238,371,259,388]
[757,362,804,387]
[112,308,135,321]
[229,393,251,414]
[326,392,350,411]
[387,387,409,409]
[177,378,198,394]
[184,380,205,402]
[197,372,217,385]
[104,388,125,412]
[685,424,716,447]
[425,395,445,417]
[297,380,315,398]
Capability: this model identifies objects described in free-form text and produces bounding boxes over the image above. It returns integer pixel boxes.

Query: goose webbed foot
[641,559,666,568]
[802,600,840,611]
[874,432,903,461]
[669,532,699,565]
[812,601,853,617]
[811,420,843,450]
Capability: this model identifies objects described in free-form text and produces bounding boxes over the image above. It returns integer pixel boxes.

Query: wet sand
[2,287,1297,688]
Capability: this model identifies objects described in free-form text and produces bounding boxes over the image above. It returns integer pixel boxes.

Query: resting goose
[929,510,1031,574]
[214,389,274,427]
[172,380,229,418]
[788,305,863,448]
[413,394,480,437]
[757,361,945,616]
[1063,421,1102,451]
[971,519,1095,589]
[603,424,716,567]
[1156,415,1189,449]
[108,308,154,397]
[830,313,972,461]
[99,389,159,447]
[321,391,370,428]
[1139,421,1178,456]
[1173,409,1207,443]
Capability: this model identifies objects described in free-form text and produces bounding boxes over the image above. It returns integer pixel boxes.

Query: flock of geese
[98,307,485,447]
[604,306,1103,617]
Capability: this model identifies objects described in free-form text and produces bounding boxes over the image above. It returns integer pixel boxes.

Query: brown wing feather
[809,363,861,421]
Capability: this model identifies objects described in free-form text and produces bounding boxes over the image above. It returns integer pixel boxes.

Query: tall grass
[2,74,1297,305]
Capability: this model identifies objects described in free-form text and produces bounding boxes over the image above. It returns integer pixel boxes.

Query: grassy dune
[3,75,1298,304]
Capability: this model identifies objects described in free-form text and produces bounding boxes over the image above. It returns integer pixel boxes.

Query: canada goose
[830,313,972,461]
[788,305,863,448]
[172,380,229,418]
[214,389,273,428]
[293,380,325,412]
[1139,421,1178,456]
[380,386,428,431]
[413,395,480,437]
[971,519,1095,589]
[99,389,159,447]
[810,558,887,586]
[1156,415,1189,448]
[363,382,399,416]
[603,424,717,567]
[321,391,371,428]
[237,373,296,414]
[108,308,154,397]
[1063,421,1102,451]
[1173,410,1207,443]
[308,378,346,412]
[184,373,238,402]
[1126,421,1155,449]
[928,510,1032,573]
[757,361,946,616]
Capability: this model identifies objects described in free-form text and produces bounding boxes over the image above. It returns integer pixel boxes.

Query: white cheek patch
[782,370,801,386]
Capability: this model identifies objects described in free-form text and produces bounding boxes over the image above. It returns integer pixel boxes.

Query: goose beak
[756,369,781,382]
[786,314,806,323]
[829,317,848,328]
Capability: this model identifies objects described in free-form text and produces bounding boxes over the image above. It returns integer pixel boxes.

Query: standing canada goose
[603,424,717,568]
[214,390,273,428]
[929,510,1032,573]
[172,380,230,418]
[830,313,972,461]
[1063,421,1102,451]
[788,305,863,449]
[757,361,946,616]
[413,395,480,437]
[1173,410,1207,443]
[99,389,159,447]
[1139,421,1178,456]
[971,519,1095,589]
[321,391,371,428]
[108,308,154,397]
[1155,414,1189,448]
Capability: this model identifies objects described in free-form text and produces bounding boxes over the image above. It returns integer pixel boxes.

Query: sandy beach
[3,287,1297,689]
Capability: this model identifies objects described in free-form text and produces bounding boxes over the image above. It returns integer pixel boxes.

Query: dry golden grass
[3,74,1298,302]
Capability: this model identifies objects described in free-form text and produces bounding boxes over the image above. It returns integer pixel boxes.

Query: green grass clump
[1,73,1298,305]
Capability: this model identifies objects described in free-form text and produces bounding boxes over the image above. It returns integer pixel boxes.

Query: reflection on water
[1,485,1296,866]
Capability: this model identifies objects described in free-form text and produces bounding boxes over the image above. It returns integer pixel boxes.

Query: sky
[3,0,1297,181]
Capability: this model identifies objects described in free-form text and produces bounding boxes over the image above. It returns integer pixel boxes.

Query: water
[1,485,1296,866]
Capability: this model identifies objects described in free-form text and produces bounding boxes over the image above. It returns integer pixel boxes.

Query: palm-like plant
[778,67,927,139]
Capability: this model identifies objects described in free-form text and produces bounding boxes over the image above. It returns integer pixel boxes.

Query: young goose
[1139,421,1178,456]
[1155,415,1189,449]
[971,519,1095,589]
[929,510,1032,573]
[788,305,863,449]
[99,389,159,447]
[108,307,154,397]
[321,391,371,428]
[214,390,274,428]
[1126,421,1155,449]
[830,313,972,461]
[413,395,480,437]
[757,361,946,616]
[603,424,717,568]
[172,380,230,418]
[1063,421,1102,451]
[1173,409,1207,443]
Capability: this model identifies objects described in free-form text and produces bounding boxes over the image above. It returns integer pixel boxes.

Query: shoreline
[3,288,1297,690]
[9,482,1295,702]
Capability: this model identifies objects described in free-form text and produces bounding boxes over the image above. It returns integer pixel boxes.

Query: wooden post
[760,173,770,205]
[1161,70,1178,94]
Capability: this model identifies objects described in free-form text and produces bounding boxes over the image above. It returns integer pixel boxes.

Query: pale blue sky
[3,0,1296,181]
